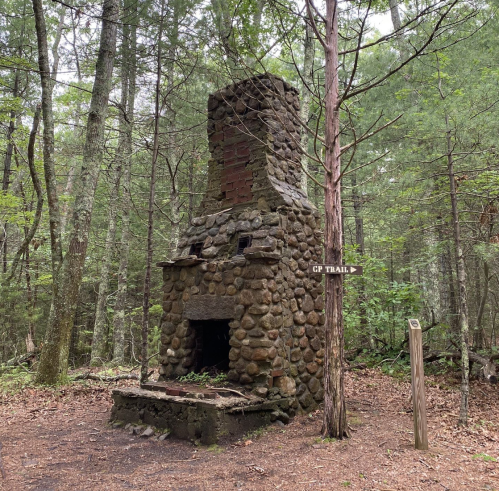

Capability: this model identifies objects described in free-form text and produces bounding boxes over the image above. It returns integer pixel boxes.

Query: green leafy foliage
[343,246,421,350]
[472,453,497,462]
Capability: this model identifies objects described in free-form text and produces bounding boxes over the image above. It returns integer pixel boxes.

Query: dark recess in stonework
[236,235,252,255]
[189,242,203,257]
[191,320,231,373]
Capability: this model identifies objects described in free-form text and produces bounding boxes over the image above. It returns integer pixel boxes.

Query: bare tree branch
[339,114,403,156]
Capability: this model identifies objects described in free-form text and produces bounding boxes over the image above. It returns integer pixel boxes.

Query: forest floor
[0,367,498,491]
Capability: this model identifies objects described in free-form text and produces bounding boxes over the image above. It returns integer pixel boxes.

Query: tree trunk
[474,260,489,349]
[32,0,63,276]
[388,0,408,61]
[112,162,131,364]
[8,106,41,350]
[446,114,470,425]
[25,243,36,352]
[169,188,181,254]
[1,15,25,273]
[211,0,239,77]
[5,106,43,284]
[141,1,165,383]
[61,9,84,235]
[351,172,368,344]
[402,230,411,283]
[112,0,138,366]
[51,6,66,83]
[389,0,402,32]
[164,0,183,255]
[300,20,315,194]
[90,166,121,365]
[243,0,266,69]
[309,0,349,439]
[2,70,19,197]
[187,150,195,224]
[438,217,451,325]
[351,173,364,255]
[90,9,135,362]
[442,236,459,337]
[36,0,119,384]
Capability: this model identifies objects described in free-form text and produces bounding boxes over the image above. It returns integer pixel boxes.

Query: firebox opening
[191,319,231,374]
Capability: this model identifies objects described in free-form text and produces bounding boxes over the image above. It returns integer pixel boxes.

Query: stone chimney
[201,74,311,214]
[158,74,325,413]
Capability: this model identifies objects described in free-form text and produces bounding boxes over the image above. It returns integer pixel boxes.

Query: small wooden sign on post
[408,318,428,450]
[308,264,363,275]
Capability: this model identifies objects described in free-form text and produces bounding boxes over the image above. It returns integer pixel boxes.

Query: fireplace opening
[191,319,231,374]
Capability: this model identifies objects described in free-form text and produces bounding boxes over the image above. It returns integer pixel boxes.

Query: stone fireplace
[157,74,326,412]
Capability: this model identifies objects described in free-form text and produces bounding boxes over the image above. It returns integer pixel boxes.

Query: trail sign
[308,264,363,275]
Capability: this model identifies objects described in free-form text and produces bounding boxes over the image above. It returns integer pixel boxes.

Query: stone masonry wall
[159,207,325,412]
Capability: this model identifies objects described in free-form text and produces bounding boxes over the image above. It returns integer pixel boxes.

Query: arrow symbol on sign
[350,267,356,273]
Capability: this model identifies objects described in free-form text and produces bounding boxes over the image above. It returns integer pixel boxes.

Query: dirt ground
[1,368,498,491]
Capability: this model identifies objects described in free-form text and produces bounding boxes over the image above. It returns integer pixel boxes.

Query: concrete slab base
[110,387,292,444]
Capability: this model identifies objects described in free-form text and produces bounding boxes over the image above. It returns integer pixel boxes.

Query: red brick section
[220,139,253,205]
[211,132,223,142]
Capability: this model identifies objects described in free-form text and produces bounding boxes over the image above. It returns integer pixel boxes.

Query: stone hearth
[111,386,292,444]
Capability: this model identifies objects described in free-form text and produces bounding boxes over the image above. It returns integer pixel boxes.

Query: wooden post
[408,319,428,450]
